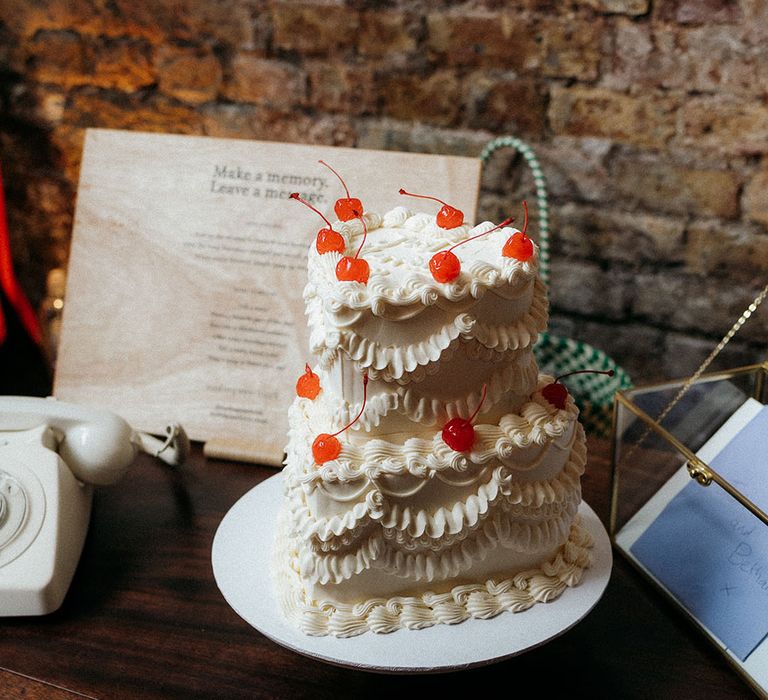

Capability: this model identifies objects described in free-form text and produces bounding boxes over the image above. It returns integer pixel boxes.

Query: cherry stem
[398,188,449,207]
[468,383,488,424]
[330,374,369,437]
[447,217,514,253]
[521,200,529,237]
[554,369,615,383]
[305,363,312,374]
[290,192,333,228]
[319,160,351,199]
[353,209,367,259]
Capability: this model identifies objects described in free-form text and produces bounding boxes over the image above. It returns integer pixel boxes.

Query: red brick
[553,203,686,265]
[110,0,254,46]
[380,70,462,128]
[743,163,768,227]
[65,91,205,134]
[91,38,155,91]
[157,46,222,104]
[611,157,741,218]
[466,75,546,138]
[742,0,768,44]
[686,221,768,282]
[201,104,356,146]
[539,16,605,80]
[426,11,540,70]
[27,31,155,92]
[536,137,614,202]
[656,0,742,24]
[549,86,678,149]
[222,54,305,108]
[682,96,768,155]
[306,61,377,116]
[358,10,418,60]
[600,18,654,90]
[272,2,358,55]
[579,0,649,13]
[27,30,92,86]
[0,0,109,38]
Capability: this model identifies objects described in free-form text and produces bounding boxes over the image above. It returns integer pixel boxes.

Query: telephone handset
[0,396,189,616]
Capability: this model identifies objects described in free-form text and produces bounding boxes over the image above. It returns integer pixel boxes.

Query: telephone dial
[0,396,189,616]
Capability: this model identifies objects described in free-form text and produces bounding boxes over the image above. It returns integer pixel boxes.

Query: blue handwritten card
[631,404,768,661]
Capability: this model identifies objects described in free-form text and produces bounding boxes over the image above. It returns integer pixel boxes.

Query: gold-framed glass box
[610,361,768,698]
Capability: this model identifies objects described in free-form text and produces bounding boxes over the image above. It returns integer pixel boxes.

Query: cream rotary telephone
[0,396,189,616]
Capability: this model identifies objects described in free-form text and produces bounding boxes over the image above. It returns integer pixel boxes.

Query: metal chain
[653,282,768,427]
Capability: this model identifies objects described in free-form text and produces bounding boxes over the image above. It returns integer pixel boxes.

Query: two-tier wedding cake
[274,177,594,637]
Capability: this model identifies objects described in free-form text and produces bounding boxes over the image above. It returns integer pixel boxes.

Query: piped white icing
[274,206,593,636]
[285,426,585,586]
[284,377,577,485]
[274,514,594,637]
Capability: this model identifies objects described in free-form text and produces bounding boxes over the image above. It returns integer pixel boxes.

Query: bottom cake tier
[273,386,594,637]
[274,513,593,637]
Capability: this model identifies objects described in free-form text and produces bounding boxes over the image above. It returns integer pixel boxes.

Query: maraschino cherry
[290,192,345,255]
[429,217,514,283]
[442,383,488,452]
[398,188,464,229]
[502,200,534,262]
[319,160,362,222]
[312,374,368,465]
[296,363,321,400]
[335,210,370,284]
[542,369,616,410]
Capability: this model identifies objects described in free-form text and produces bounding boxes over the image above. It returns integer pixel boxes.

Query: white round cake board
[212,472,612,673]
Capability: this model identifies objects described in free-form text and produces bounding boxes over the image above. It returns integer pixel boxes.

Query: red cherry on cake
[296,363,321,400]
[319,160,362,222]
[398,188,464,229]
[542,369,616,410]
[335,209,370,284]
[336,255,370,284]
[312,374,368,465]
[311,433,342,464]
[502,200,534,262]
[428,217,514,284]
[316,229,345,254]
[441,383,488,452]
[442,417,477,452]
[541,382,569,410]
[290,192,345,255]
[428,250,461,283]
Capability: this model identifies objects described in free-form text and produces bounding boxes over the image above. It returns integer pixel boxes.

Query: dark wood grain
[0,437,754,699]
[0,670,91,699]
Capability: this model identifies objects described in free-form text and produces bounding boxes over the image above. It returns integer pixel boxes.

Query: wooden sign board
[54,129,481,465]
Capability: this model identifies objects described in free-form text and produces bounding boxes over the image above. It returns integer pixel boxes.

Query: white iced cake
[274,205,593,637]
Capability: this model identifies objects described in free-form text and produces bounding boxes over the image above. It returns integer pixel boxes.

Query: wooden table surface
[0,435,754,699]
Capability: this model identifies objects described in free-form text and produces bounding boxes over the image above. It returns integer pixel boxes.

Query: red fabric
[0,163,42,345]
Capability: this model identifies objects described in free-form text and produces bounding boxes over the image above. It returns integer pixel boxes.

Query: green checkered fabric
[481,137,633,436]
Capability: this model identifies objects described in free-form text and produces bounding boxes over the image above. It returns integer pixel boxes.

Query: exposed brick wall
[1,0,767,383]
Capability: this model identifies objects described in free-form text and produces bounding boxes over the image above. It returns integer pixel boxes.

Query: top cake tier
[305,207,539,320]
[305,207,547,380]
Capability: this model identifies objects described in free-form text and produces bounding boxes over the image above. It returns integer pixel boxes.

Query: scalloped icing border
[305,209,539,319]
[285,380,578,486]
[325,346,539,432]
[288,434,585,547]
[307,277,548,381]
[274,515,594,637]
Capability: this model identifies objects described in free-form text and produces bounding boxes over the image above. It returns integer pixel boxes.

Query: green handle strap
[480,136,551,288]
